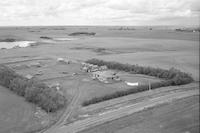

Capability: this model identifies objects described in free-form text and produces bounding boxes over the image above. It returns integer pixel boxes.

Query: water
[0,41,36,49]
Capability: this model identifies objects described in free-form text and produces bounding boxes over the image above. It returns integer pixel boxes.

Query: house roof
[25,74,33,79]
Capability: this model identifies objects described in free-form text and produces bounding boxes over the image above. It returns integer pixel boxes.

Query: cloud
[0,0,199,26]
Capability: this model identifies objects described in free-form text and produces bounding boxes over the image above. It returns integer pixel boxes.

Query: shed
[125,81,139,86]
[57,58,70,64]
[100,65,108,70]
[25,74,34,79]
[29,62,41,67]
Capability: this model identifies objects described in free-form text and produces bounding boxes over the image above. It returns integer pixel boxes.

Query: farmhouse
[92,70,120,83]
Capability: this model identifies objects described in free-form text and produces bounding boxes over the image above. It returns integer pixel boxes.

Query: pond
[0,41,36,49]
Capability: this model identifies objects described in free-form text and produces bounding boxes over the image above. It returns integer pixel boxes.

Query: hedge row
[82,80,173,106]
[0,65,66,112]
[82,59,193,106]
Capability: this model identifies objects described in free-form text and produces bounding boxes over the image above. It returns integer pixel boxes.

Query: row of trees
[82,59,194,106]
[82,80,173,106]
[0,65,66,112]
[68,32,96,36]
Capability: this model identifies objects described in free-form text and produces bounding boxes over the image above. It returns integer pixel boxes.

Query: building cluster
[81,62,107,72]
[81,62,120,83]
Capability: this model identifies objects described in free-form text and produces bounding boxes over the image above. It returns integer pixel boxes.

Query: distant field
[80,95,199,133]
[75,37,199,81]
[0,26,199,41]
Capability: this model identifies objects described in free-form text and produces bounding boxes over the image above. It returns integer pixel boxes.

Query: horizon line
[0,24,199,28]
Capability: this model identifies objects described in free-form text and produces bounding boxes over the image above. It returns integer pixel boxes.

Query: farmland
[80,95,199,133]
[0,85,46,133]
[0,26,199,133]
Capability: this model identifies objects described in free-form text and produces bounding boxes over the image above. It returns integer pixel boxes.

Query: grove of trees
[0,65,66,112]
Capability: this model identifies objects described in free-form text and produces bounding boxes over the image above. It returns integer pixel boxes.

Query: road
[53,89,199,133]
[41,78,82,133]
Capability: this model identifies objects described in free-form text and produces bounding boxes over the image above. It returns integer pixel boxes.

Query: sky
[0,0,199,26]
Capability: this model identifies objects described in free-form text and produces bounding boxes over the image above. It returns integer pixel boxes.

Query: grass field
[80,95,199,133]
[0,26,198,132]
[0,86,45,133]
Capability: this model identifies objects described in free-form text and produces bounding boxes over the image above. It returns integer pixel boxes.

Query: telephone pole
[149,81,151,91]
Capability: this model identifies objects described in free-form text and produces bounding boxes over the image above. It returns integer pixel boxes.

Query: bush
[0,65,66,112]
[40,36,52,39]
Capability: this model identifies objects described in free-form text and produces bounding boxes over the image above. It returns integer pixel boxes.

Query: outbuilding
[92,70,120,83]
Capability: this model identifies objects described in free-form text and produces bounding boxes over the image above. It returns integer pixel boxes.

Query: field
[0,26,199,132]
[0,85,47,133]
[80,95,199,133]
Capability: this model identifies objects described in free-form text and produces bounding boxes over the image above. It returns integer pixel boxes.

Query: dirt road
[54,89,198,133]
[41,79,82,133]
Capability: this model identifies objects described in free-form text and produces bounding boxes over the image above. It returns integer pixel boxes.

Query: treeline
[86,58,193,85]
[82,58,193,106]
[0,38,17,42]
[68,32,96,36]
[0,65,66,112]
[40,36,52,40]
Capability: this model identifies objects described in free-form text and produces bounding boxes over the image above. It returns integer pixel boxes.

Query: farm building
[29,62,41,67]
[81,63,107,72]
[125,81,139,86]
[25,74,34,79]
[57,58,71,64]
[92,70,120,83]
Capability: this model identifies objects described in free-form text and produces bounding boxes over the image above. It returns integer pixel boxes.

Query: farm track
[41,75,73,82]
[38,78,82,133]
[1,57,52,65]
[41,73,85,82]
